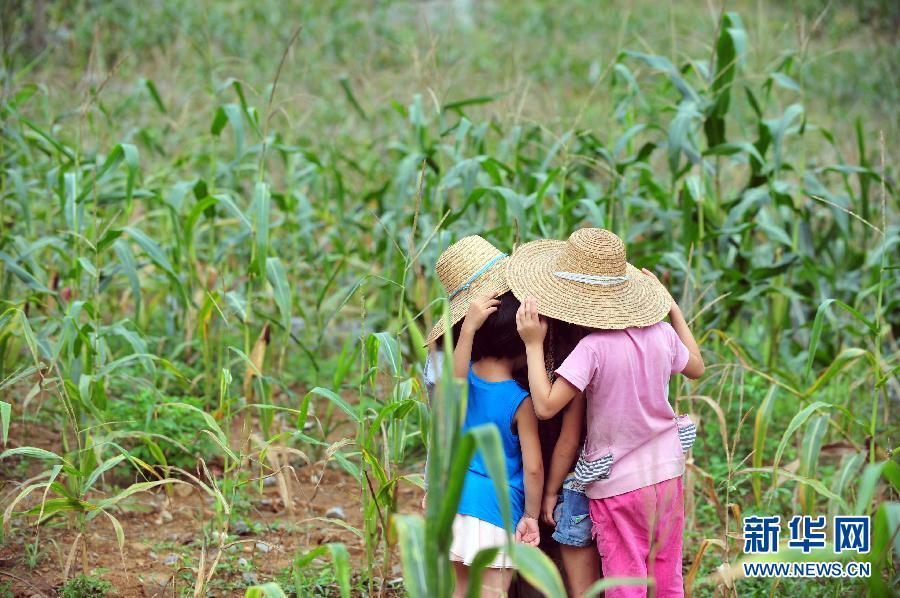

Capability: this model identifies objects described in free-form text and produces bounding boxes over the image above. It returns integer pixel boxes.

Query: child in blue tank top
[449,292,543,597]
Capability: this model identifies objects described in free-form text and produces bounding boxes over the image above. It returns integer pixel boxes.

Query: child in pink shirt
[507,228,705,598]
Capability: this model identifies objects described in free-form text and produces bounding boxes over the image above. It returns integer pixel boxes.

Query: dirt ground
[0,421,424,597]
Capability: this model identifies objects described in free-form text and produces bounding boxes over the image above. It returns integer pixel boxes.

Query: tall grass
[0,2,898,595]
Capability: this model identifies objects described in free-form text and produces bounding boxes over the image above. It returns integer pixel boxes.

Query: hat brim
[507,240,672,329]
[424,257,512,346]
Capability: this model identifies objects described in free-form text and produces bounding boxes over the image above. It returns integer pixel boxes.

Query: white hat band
[553,271,629,285]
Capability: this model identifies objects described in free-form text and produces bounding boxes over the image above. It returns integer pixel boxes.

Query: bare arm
[517,298,579,419]
[517,398,544,520]
[514,397,543,546]
[640,268,705,379]
[669,304,705,379]
[451,294,500,379]
[542,393,584,525]
[546,393,584,495]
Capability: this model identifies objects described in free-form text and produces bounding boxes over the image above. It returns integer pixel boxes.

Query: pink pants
[589,477,684,598]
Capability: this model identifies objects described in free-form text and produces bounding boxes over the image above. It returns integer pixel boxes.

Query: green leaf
[509,544,565,597]
[797,415,828,513]
[25,497,91,520]
[469,424,512,532]
[393,514,427,596]
[0,446,68,464]
[162,402,231,448]
[305,387,360,424]
[142,78,167,114]
[327,543,351,598]
[806,299,878,378]
[464,547,502,598]
[443,95,497,114]
[214,193,253,231]
[266,257,292,332]
[803,348,869,398]
[113,239,142,319]
[867,501,900,596]
[211,103,245,158]
[751,385,777,505]
[771,401,830,483]
[770,72,801,92]
[338,75,368,120]
[251,182,270,279]
[103,509,126,554]
[92,479,186,512]
[829,452,865,520]
[0,401,10,446]
[77,143,140,205]
[0,251,51,293]
[123,226,188,305]
[742,468,848,508]
[369,332,401,376]
[83,454,127,494]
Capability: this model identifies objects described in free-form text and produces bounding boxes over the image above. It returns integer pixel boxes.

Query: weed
[59,574,112,598]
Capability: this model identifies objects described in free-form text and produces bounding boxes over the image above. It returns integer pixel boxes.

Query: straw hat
[507,228,672,329]
[425,235,511,346]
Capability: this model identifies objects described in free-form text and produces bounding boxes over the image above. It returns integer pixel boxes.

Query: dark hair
[547,318,590,370]
[471,292,525,362]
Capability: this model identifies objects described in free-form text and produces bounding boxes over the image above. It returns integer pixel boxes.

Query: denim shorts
[552,486,593,548]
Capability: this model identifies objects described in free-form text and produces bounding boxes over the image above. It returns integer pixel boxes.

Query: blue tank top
[457,365,530,530]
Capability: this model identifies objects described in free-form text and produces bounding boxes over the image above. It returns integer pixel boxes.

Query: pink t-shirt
[556,321,690,499]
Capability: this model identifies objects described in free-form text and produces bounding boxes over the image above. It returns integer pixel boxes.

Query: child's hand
[516,297,547,346]
[462,293,501,333]
[541,493,558,526]
[641,268,677,313]
[515,515,540,546]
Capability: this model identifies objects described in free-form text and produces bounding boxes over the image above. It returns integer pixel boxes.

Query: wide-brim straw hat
[507,228,672,329]
[425,235,511,346]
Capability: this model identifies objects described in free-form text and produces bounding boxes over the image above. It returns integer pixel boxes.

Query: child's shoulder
[580,321,675,347]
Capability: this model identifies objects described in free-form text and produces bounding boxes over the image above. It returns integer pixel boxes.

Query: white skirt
[449,514,513,568]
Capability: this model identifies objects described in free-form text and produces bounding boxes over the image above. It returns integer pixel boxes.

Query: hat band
[448,254,507,300]
[554,271,629,285]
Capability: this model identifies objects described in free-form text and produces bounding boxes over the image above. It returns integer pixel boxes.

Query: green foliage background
[0,0,897,595]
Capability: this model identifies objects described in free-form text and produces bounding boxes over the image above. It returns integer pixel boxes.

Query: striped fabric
[676,416,697,454]
[573,452,614,486]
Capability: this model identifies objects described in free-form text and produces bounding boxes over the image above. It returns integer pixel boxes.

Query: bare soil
[0,421,424,597]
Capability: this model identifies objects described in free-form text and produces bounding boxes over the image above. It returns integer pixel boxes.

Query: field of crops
[0,1,898,596]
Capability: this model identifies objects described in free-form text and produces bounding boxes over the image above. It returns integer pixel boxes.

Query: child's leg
[480,567,513,597]
[560,545,600,597]
[589,487,655,598]
[649,477,684,597]
[452,561,470,598]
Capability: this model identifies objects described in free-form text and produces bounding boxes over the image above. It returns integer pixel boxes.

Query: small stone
[242,571,258,585]
[163,553,178,566]
[160,509,173,523]
[325,506,346,521]
[237,557,249,568]
[259,498,273,508]
[255,541,271,553]
[263,476,277,487]
[142,572,170,597]
[243,545,252,553]
[233,519,250,535]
